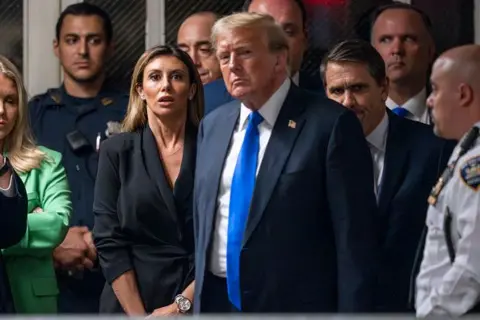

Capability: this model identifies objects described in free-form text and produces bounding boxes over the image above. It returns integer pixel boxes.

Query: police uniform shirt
[416,123,480,317]
[28,85,128,229]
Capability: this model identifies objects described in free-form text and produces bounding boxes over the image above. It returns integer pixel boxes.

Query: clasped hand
[53,226,97,273]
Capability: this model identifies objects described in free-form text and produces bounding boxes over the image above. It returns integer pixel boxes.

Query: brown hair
[122,45,204,132]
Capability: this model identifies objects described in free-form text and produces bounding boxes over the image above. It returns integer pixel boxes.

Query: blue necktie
[392,106,411,118]
[227,111,263,310]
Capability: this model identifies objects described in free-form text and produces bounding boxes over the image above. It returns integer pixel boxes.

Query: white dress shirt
[366,112,389,198]
[386,88,430,125]
[292,72,299,87]
[416,123,480,317]
[209,78,291,277]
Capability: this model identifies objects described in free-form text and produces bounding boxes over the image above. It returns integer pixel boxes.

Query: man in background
[177,12,232,115]
[321,39,453,312]
[28,3,127,313]
[365,2,435,124]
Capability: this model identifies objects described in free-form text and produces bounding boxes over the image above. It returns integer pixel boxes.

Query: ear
[136,85,145,100]
[459,83,474,108]
[53,39,59,58]
[189,83,197,100]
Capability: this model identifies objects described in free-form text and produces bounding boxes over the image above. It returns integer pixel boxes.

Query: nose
[160,75,171,92]
[342,91,357,109]
[228,53,240,72]
[0,102,5,116]
[190,49,200,66]
[78,38,88,57]
[390,38,404,56]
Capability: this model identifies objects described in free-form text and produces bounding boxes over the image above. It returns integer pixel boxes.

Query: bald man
[177,12,222,85]
[244,0,324,93]
[415,45,480,317]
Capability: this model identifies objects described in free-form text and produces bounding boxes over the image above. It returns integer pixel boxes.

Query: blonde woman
[93,45,203,316]
[0,56,71,313]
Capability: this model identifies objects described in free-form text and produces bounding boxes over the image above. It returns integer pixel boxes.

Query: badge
[101,98,113,106]
[460,155,480,191]
[50,92,61,104]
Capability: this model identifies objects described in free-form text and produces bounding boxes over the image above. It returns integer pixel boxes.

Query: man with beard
[28,3,127,314]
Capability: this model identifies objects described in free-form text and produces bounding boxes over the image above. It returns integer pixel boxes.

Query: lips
[158,96,174,103]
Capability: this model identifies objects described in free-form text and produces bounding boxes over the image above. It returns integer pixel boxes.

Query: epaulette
[29,88,63,108]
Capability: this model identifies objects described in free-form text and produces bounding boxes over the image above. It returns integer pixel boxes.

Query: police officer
[28,3,127,314]
[415,44,480,317]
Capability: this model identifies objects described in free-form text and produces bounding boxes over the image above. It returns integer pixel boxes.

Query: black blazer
[194,84,379,313]
[93,125,196,313]
[375,110,454,313]
[0,173,27,313]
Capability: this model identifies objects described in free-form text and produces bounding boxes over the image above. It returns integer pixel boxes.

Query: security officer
[415,44,480,317]
[28,3,127,314]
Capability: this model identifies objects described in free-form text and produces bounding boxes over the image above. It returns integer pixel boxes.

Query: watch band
[0,158,10,177]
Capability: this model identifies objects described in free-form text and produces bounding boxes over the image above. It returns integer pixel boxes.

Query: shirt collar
[366,111,389,152]
[239,78,291,130]
[292,72,300,86]
[386,88,427,118]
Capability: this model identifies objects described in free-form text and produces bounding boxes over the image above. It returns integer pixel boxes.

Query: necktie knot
[392,107,411,118]
[249,111,263,128]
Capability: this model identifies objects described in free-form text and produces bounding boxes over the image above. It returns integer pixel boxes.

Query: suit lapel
[204,103,240,244]
[243,85,306,245]
[142,127,178,225]
[378,111,410,217]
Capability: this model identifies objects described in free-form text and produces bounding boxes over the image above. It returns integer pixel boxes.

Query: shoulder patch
[460,155,480,191]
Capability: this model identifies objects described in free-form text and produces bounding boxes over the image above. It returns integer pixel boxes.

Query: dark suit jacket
[93,125,196,313]
[204,72,325,115]
[375,110,454,313]
[0,173,27,313]
[194,83,379,313]
[299,71,324,95]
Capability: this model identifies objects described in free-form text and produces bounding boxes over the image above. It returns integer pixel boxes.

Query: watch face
[177,297,191,312]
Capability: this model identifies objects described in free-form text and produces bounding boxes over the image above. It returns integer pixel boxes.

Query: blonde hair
[0,56,45,173]
[211,12,289,54]
[122,45,204,132]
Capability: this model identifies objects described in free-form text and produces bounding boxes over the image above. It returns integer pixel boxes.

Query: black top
[93,124,196,313]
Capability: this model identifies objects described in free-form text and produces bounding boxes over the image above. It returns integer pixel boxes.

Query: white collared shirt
[292,72,300,86]
[386,88,430,125]
[366,112,389,198]
[416,122,480,317]
[209,78,292,277]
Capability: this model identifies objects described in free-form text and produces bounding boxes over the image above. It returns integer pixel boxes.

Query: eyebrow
[64,32,102,38]
[328,82,369,91]
[147,68,187,74]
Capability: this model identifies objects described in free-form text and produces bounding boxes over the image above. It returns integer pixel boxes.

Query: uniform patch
[101,98,113,106]
[460,156,480,191]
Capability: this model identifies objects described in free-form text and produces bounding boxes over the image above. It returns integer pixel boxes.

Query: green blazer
[2,146,71,314]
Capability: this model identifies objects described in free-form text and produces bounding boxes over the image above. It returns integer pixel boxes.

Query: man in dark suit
[321,39,454,313]
[194,12,378,313]
[0,154,28,313]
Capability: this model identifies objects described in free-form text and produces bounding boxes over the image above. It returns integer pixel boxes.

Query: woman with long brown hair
[93,45,203,316]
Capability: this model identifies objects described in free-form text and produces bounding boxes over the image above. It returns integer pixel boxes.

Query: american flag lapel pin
[288,120,296,129]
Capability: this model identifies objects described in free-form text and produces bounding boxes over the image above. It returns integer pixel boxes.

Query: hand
[53,227,94,271]
[149,303,179,317]
[83,231,97,262]
[32,207,43,213]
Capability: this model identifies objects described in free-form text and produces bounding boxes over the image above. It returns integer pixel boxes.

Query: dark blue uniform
[28,84,128,313]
